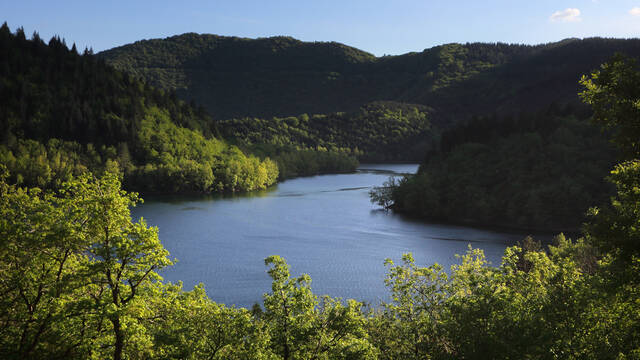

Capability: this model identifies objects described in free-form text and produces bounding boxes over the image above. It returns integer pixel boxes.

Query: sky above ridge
[2,0,640,56]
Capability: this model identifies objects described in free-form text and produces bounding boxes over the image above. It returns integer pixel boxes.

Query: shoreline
[391,209,583,242]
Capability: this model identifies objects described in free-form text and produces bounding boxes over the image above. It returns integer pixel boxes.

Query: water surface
[132,164,533,308]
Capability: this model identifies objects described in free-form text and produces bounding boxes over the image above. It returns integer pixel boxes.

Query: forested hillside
[99,33,377,119]
[0,24,281,193]
[374,106,617,231]
[1,54,639,358]
[221,101,433,162]
[371,54,639,233]
[100,34,640,123]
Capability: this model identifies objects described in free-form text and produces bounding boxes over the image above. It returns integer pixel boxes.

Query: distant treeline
[220,101,433,163]
[100,33,640,124]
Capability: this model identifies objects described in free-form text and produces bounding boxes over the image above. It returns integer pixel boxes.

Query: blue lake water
[131,164,535,308]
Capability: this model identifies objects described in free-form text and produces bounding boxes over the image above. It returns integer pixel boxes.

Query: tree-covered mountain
[0,23,280,193]
[99,33,377,120]
[99,34,640,124]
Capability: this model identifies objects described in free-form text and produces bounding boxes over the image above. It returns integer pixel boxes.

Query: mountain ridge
[99,33,640,122]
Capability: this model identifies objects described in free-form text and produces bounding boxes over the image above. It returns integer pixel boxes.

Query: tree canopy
[0,23,278,194]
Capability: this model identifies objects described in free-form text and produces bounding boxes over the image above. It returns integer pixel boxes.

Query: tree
[371,253,449,359]
[142,283,273,360]
[64,172,172,360]
[0,169,173,360]
[586,161,640,262]
[0,166,95,358]
[581,54,640,265]
[263,256,316,360]
[369,177,398,210]
[580,54,640,159]
[262,256,376,360]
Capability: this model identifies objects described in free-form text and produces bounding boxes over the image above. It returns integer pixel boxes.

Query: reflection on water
[132,163,534,308]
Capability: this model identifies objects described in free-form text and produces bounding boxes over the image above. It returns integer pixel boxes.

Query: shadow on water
[273,186,373,199]
[179,206,206,211]
[335,186,370,192]
[357,169,414,176]
[141,185,278,205]
[368,208,558,245]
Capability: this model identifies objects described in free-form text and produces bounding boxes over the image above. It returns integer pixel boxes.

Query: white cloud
[550,8,582,22]
[630,7,640,16]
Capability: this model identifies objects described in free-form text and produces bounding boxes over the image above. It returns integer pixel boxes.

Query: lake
[131,164,534,308]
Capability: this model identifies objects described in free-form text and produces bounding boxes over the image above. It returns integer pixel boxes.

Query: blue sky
[2,0,639,56]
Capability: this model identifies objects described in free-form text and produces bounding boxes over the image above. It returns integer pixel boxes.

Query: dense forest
[0,24,285,193]
[98,33,640,227]
[221,101,432,162]
[371,106,617,231]
[370,53,640,232]
[1,55,639,359]
[100,33,640,123]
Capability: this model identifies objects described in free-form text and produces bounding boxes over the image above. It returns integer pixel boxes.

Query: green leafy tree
[369,177,399,210]
[581,54,640,263]
[586,161,640,260]
[263,256,376,360]
[63,172,172,360]
[580,54,640,159]
[370,253,449,359]
[143,283,274,360]
[0,167,94,358]
[0,169,174,360]
[263,256,317,360]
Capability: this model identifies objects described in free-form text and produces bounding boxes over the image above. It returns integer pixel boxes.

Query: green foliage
[381,108,616,230]
[369,177,399,210]
[0,170,172,359]
[263,255,317,359]
[369,254,449,359]
[0,167,92,359]
[0,139,104,189]
[99,33,378,119]
[0,25,278,194]
[586,161,640,260]
[220,102,432,162]
[4,24,640,360]
[263,255,376,359]
[369,234,638,359]
[0,25,216,147]
[66,172,172,360]
[580,54,640,159]
[242,143,358,180]
[580,54,640,275]
[127,107,278,193]
[0,24,640,360]
[143,283,272,359]
[364,56,640,359]
[0,173,380,359]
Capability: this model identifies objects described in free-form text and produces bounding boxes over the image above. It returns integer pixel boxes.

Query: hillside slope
[0,24,279,193]
[100,33,377,119]
[100,35,640,124]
